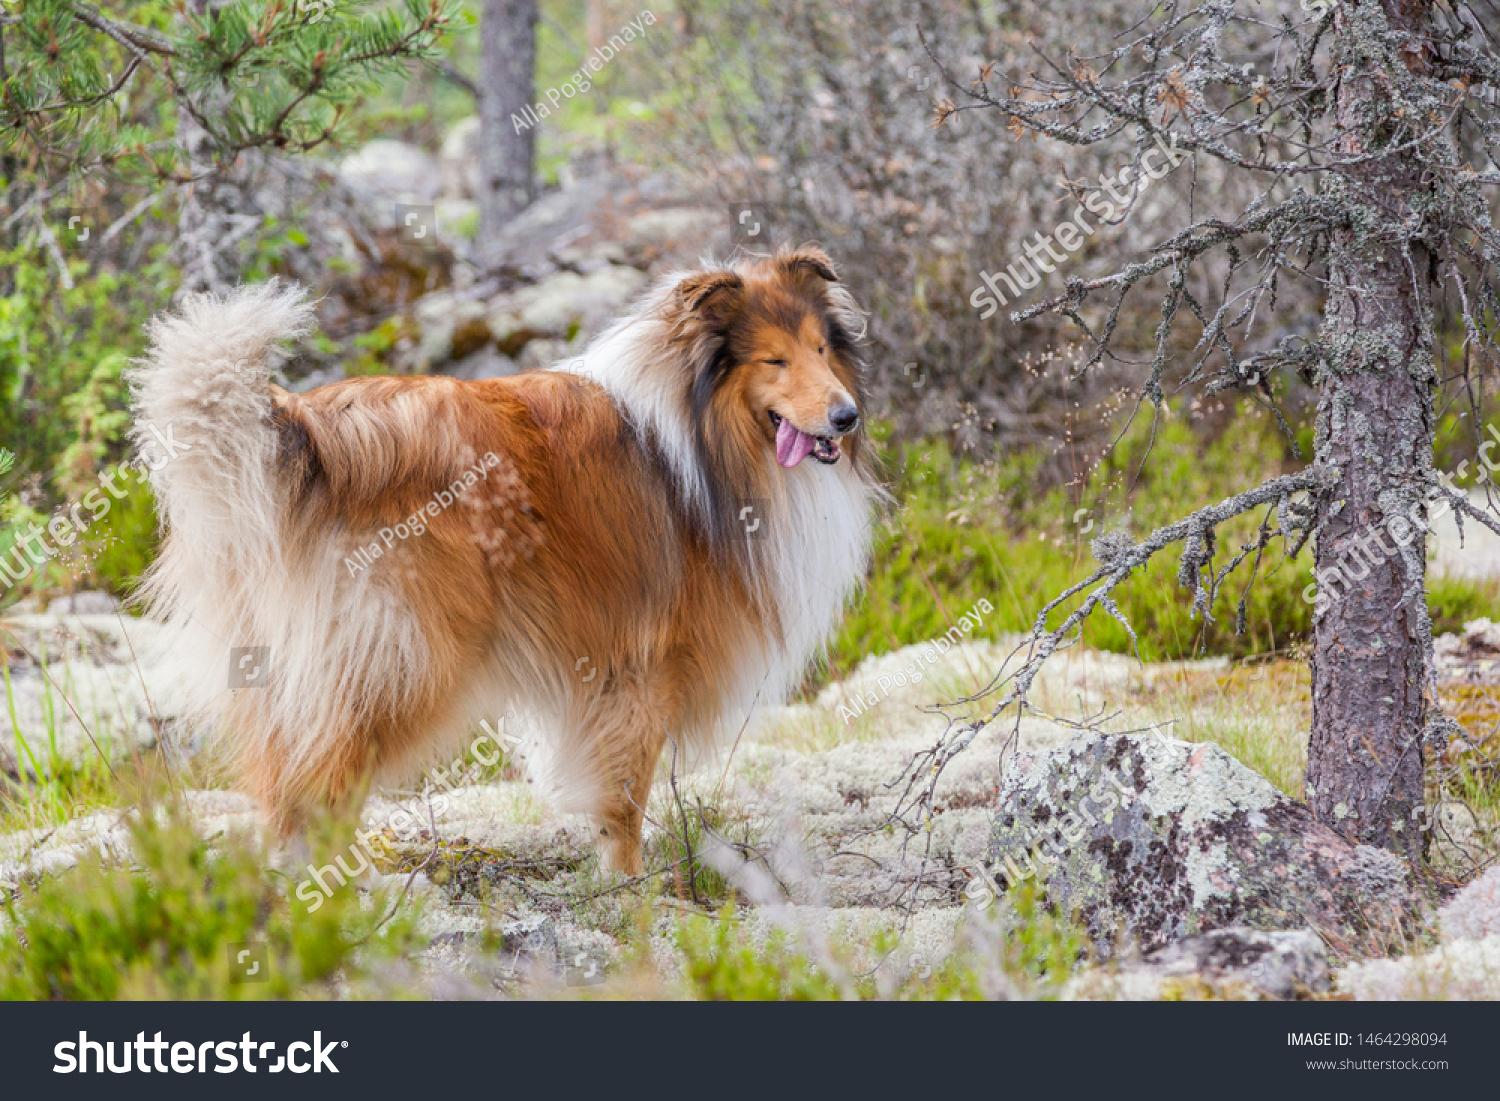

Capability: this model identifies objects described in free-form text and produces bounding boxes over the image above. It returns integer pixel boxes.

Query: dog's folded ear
[777,245,838,285]
[676,269,743,324]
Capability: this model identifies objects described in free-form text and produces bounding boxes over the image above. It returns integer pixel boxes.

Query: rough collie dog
[128,246,878,874]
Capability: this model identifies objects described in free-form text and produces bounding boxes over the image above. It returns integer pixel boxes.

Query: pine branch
[2,0,455,182]
[67,2,177,58]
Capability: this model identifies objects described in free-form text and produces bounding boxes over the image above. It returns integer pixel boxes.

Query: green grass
[1120,659,1313,799]
[668,879,1087,1001]
[821,404,1500,685]
[643,798,765,909]
[0,630,136,835]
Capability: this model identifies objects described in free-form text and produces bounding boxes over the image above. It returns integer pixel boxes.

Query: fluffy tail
[128,280,315,564]
[129,282,331,812]
[129,283,465,825]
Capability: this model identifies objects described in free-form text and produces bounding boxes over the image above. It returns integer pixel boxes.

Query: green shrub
[0,228,175,605]
[0,804,418,1000]
[0,234,179,486]
[676,913,850,1001]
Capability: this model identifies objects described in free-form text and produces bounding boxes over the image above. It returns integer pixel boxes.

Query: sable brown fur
[130,247,879,874]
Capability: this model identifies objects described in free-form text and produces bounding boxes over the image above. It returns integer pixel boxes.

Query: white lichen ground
[3,615,1499,999]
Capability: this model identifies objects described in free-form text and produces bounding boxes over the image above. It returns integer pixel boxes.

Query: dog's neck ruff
[556,291,714,522]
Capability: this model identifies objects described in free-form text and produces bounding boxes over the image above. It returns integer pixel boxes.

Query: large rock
[516,265,647,333]
[411,292,493,370]
[985,732,1420,958]
[485,265,647,351]
[1066,927,1330,1001]
[338,140,441,206]
[439,117,482,200]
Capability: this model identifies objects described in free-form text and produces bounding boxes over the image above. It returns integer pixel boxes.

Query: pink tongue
[775,418,817,468]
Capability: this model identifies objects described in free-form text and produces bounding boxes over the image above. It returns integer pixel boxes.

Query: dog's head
[674,246,865,471]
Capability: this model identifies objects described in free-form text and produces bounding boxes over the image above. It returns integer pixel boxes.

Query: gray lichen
[986,732,1422,959]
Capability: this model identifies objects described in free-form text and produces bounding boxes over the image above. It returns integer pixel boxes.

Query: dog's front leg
[586,690,673,876]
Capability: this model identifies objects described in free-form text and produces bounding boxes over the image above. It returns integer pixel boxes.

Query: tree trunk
[1306,0,1437,859]
[585,0,606,52]
[478,0,537,267]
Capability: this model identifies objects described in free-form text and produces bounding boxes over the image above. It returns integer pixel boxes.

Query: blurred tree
[906,0,1500,859]
[477,0,536,264]
[0,0,453,290]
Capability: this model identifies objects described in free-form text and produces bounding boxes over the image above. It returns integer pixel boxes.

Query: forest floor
[1,511,1498,998]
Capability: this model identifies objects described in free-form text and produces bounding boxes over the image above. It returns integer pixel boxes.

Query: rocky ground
[2,595,1498,999]
[280,123,727,393]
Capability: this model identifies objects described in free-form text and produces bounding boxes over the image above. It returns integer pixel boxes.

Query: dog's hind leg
[241,718,382,877]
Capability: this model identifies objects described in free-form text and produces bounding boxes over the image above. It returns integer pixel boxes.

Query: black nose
[829,404,859,434]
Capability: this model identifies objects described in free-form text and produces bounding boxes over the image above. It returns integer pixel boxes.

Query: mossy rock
[985,733,1423,960]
